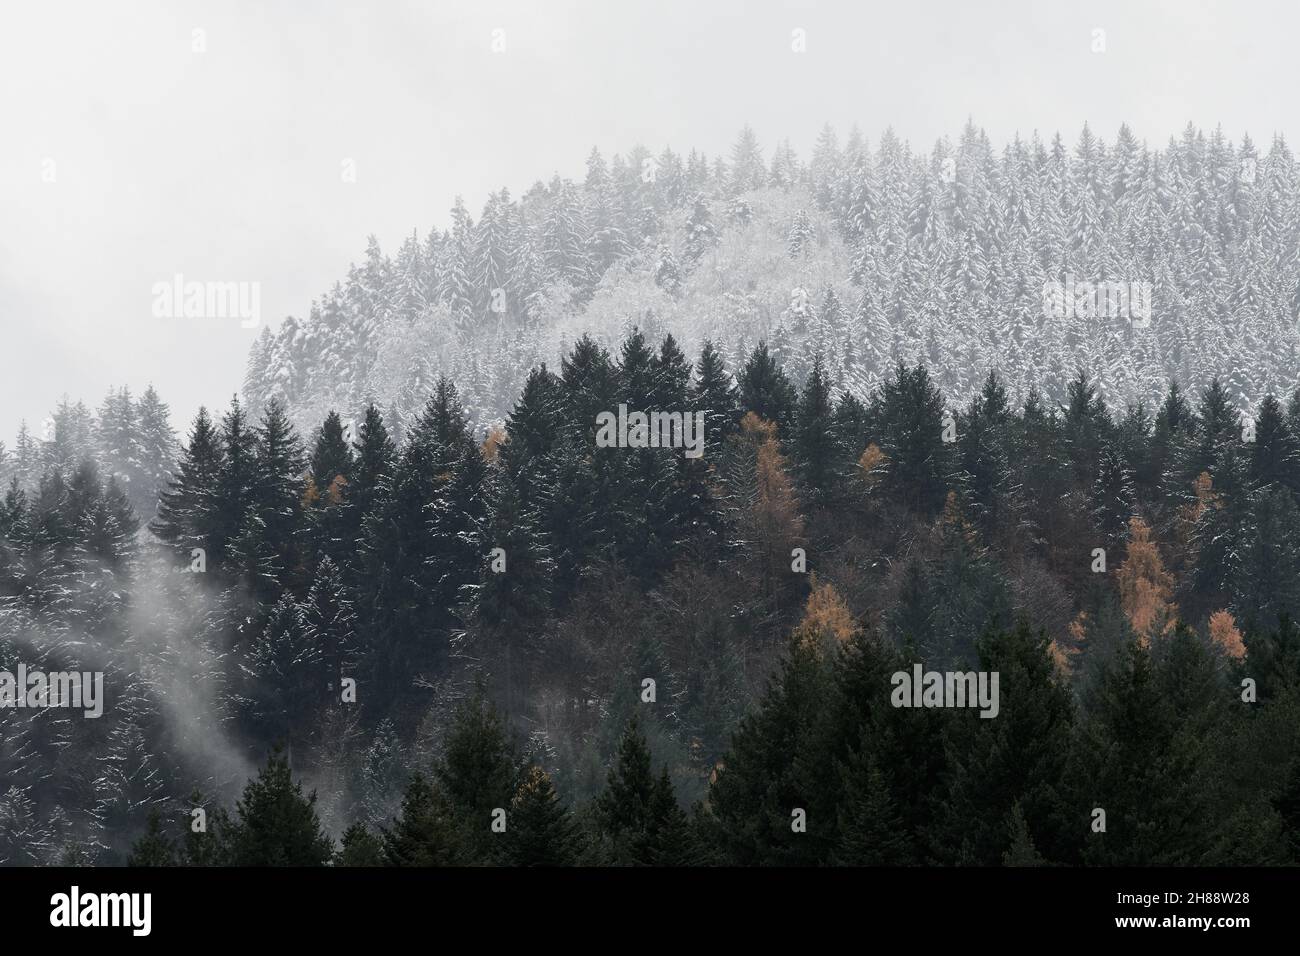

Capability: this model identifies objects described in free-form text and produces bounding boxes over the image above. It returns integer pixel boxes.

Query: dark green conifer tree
[228,750,334,866]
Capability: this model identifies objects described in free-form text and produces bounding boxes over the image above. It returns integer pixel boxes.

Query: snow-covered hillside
[243,123,1300,435]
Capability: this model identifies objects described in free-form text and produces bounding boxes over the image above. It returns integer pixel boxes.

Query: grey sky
[2,0,1295,444]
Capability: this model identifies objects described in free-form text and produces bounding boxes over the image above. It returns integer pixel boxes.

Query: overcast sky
[1,0,1295,443]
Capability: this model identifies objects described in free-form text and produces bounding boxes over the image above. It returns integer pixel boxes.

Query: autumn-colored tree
[1174,471,1219,566]
[1115,516,1177,644]
[482,426,507,463]
[794,575,858,652]
[1050,613,1086,678]
[1208,609,1246,660]
[857,442,887,491]
[324,474,347,506]
[729,412,805,614]
[301,477,321,510]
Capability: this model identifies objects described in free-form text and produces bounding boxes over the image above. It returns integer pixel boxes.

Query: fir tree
[381,773,464,866]
[504,766,582,866]
[792,353,840,506]
[334,823,384,866]
[151,407,224,567]
[737,342,797,433]
[228,750,334,866]
[126,810,177,867]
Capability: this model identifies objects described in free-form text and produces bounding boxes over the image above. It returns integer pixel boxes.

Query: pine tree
[1090,446,1136,549]
[594,716,688,865]
[932,621,1077,865]
[465,473,552,717]
[833,748,913,865]
[787,209,815,258]
[1001,802,1048,866]
[250,399,306,586]
[228,750,334,866]
[310,411,355,498]
[501,365,564,506]
[425,395,490,635]
[737,342,797,432]
[180,791,233,866]
[126,810,177,866]
[707,638,837,865]
[357,380,475,713]
[956,372,1016,538]
[242,594,326,748]
[691,340,740,457]
[1062,370,1111,488]
[874,362,952,514]
[334,822,384,866]
[134,385,176,523]
[641,766,695,865]
[303,555,360,690]
[95,387,140,506]
[381,773,464,866]
[341,404,395,559]
[504,766,582,866]
[1250,394,1299,492]
[653,244,683,295]
[1078,640,1222,865]
[213,396,259,571]
[728,125,767,194]
[925,493,1013,665]
[434,689,520,859]
[151,407,224,567]
[792,354,839,506]
[683,194,718,266]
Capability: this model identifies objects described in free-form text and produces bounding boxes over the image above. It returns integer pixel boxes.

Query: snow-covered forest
[243,123,1300,438]
[2,123,1300,867]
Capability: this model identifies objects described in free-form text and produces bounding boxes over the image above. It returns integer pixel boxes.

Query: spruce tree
[434,690,520,859]
[126,810,177,867]
[874,362,952,514]
[792,354,840,507]
[302,555,360,690]
[504,766,582,866]
[833,746,913,865]
[228,750,334,866]
[334,823,384,866]
[737,342,797,433]
[594,716,686,865]
[135,385,176,521]
[691,340,740,456]
[341,404,395,561]
[1250,394,1299,492]
[151,407,224,567]
[250,399,306,586]
[1078,640,1222,865]
[381,772,464,866]
[214,396,259,566]
[310,410,355,501]
[242,594,326,748]
[932,621,1077,865]
[707,638,838,865]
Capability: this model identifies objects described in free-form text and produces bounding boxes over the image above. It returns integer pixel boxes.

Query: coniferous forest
[4,124,1300,870]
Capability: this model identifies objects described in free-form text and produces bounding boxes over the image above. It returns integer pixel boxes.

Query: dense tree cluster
[6,330,1300,864]
[0,387,176,524]
[243,122,1300,442]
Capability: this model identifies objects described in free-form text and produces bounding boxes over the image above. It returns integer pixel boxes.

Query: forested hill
[243,122,1300,437]
[4,121,1300,869]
